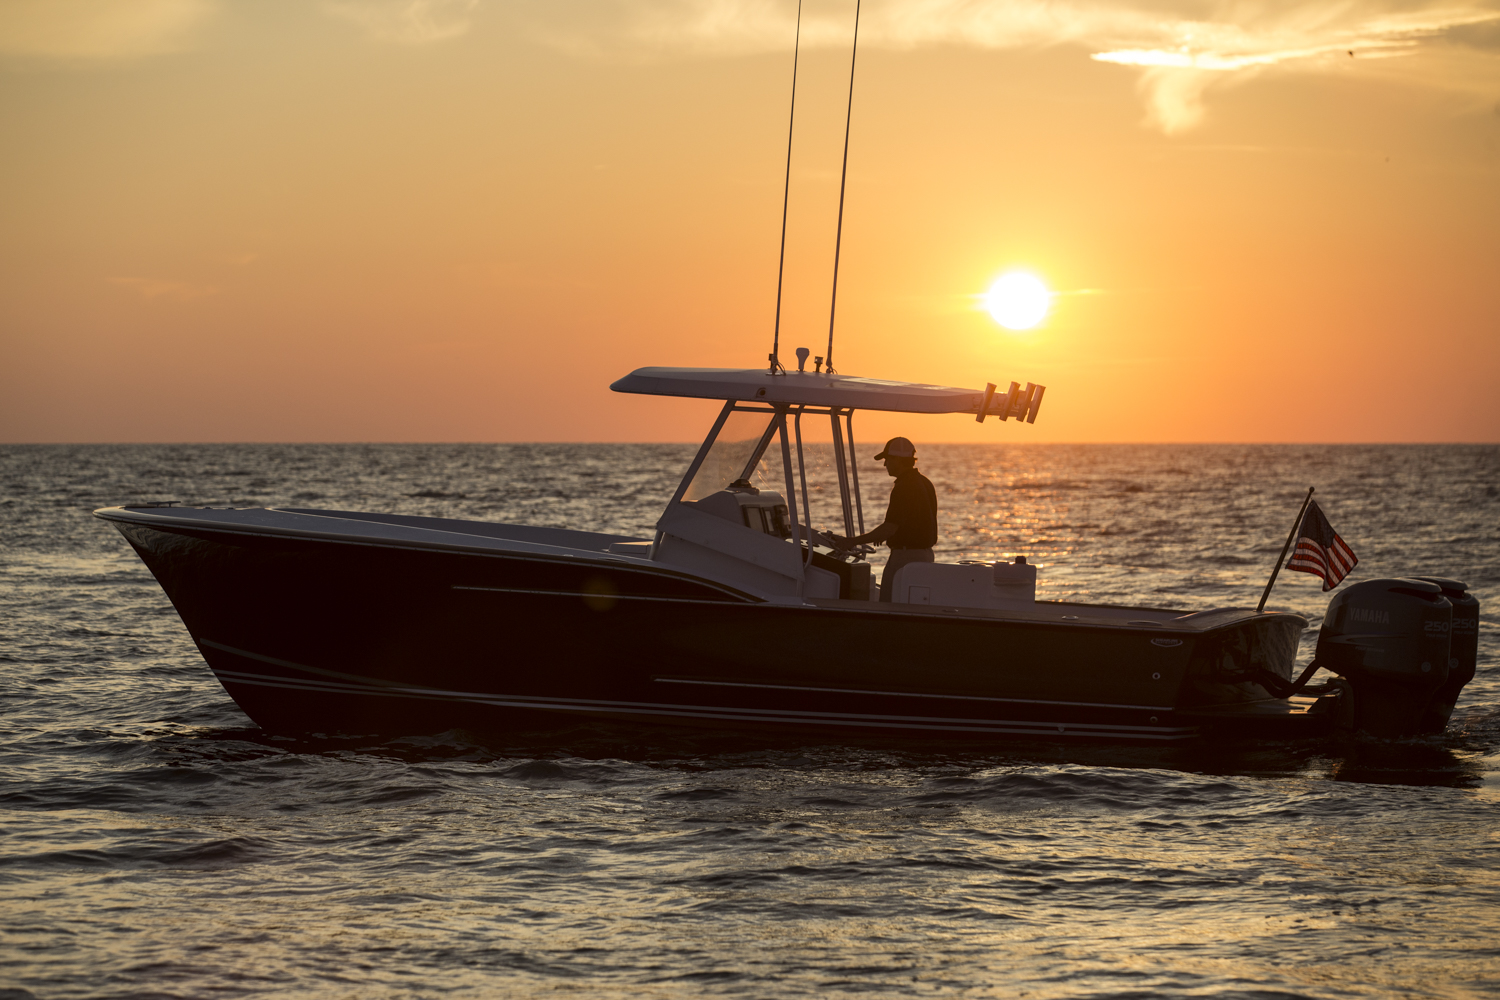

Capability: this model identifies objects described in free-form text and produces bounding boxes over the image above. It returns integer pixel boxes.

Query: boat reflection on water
[173,710,1493,791]
[1318,740,1492,788]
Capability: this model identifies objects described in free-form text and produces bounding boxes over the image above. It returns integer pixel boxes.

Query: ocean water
[2,443,1497,1000]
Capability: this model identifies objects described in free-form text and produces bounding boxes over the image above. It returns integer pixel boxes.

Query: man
[828,436,937,602]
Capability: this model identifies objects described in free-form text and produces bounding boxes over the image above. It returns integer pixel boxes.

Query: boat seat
[889,560,1037,610]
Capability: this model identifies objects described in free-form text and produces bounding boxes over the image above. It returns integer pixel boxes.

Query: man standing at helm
[828,436,937,602]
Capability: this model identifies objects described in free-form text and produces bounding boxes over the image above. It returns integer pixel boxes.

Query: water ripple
[1,444,1497,999]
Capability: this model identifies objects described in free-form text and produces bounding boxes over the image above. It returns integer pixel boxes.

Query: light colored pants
[880,548,935,602]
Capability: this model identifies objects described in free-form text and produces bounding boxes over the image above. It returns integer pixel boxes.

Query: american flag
[1286,499,1358,591]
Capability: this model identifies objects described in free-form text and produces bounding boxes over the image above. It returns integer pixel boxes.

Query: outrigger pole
[1256,487,1315,612]
[824,0,862,376]
[769,0,804,376]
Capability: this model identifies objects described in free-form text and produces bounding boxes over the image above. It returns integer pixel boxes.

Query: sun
[984,272,1051,330]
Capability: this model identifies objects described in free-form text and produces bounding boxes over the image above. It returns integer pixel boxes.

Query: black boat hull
[109,515,1313,741]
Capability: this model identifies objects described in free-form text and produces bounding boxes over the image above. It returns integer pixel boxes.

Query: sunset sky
[2,0,1497,444]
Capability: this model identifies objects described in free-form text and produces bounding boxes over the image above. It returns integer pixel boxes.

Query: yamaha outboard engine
[1413,577,1480,734]
[1315,579,1454,737]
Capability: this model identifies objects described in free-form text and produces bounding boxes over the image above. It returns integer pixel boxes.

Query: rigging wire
[824,0,862,376]
[769,0,804,376]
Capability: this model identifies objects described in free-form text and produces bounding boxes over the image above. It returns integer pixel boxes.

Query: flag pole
[1257,487,1314,613]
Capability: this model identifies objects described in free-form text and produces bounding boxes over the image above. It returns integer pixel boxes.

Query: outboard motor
[1315,579,1452,737]
[1413,577,1480,734]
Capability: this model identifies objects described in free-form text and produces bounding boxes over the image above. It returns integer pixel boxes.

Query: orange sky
[1,0,1497,444]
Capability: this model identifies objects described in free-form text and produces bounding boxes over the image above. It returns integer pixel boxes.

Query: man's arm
[828,483,900,549]
[829,520,897,549]
[830,496,900,547]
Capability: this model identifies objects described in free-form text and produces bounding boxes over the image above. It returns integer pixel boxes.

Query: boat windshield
[682,409,781,502]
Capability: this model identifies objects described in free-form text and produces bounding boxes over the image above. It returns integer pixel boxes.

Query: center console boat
[95,365,1477,741]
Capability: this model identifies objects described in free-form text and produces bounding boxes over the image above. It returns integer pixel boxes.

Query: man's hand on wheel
[826,533,851,550]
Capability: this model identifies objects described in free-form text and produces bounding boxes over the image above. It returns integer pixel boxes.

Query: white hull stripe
[452,584,748,607]
[653,676,1176,713]
[198,640,1195,739]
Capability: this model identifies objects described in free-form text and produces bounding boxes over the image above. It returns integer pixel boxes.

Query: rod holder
[976,383,997,423]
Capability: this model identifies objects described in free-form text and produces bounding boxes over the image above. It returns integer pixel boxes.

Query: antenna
[824,0,862,376]
[769,0,804,377]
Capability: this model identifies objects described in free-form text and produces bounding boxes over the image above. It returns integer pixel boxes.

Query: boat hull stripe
[652,676,1176,712]
[198,641,1194,738]
[451,584,754,607]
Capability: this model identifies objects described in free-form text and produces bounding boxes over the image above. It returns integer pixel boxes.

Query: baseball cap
[874,436,916,460]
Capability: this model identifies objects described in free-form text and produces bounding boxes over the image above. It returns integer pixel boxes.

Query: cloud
[0,0,214,59]
[1445,14,1500,46]
[536,0,1500,133]
[4,0,1493,131]
[1090,5,1500,132]
[110,276,220,301]
[0,0,481,60]
[326,0,480,43]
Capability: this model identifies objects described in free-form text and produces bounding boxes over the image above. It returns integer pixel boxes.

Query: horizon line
[3,441,1497,448]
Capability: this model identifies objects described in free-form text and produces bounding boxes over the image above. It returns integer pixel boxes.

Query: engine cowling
[1413,577,1480,734]
[1315,578,1453,737]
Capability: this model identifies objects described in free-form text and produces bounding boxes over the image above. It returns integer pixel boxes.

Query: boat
[94,364,1478,741]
